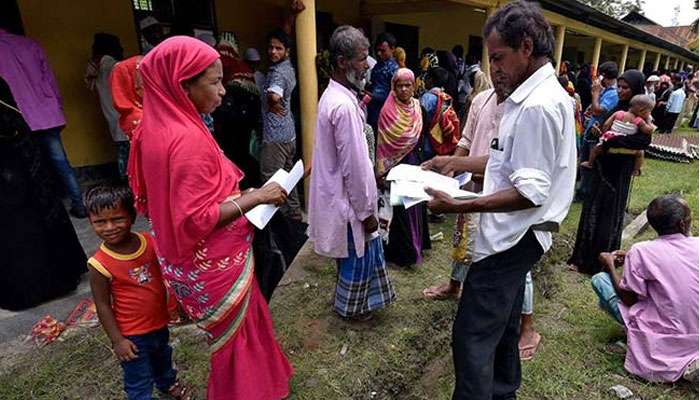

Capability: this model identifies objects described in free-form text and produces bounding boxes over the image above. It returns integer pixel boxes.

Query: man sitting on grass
[592,194,698,384]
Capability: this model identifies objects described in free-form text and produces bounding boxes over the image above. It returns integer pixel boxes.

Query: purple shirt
[0,29,65,131]
[619,233,699,382]
[307,79,377,258]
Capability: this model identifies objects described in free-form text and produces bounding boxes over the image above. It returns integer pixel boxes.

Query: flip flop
[167,380,193,400]
[519,332,542,362]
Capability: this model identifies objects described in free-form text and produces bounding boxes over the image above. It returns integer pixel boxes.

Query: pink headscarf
[376,68,422,177]
[128,36,241,264]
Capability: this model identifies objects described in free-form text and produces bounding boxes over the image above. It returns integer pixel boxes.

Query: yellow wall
[18,0,139,167]
[215,0,288,67]
[215,0,363,65]
[372,9,487,55]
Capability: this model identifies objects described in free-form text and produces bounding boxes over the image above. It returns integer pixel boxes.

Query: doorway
[467,35,483,63]
[385,22,419,71]
[0,0,24,35]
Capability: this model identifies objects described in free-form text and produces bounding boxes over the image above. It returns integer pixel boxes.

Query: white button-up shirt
[666,87,686,114]
[473,63,577,262]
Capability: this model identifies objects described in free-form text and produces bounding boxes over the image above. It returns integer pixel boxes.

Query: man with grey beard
[307,26,396,321]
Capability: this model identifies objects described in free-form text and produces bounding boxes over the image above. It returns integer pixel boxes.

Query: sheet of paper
[282,160,304,193]
[454,172,473,187]
[395,188,479,209]
[245,160,304,229]
[402,196,426,209]
[386,164,460,192]
[447,188,480,199]
[389,182,403,206]
[392,180,432,200]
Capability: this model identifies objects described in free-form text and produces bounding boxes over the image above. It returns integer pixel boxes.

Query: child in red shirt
[85,185,190,400]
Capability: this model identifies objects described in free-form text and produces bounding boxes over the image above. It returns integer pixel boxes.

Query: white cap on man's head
[196,33,217,47]
[139,16,160,30]
[243,48,261,62]
[647,75,660,82]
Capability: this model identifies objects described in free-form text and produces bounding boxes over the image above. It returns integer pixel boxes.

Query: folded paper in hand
[386,164,479,208]
[245,160,304,229]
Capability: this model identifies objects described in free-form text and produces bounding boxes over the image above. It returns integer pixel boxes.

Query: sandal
[167,380,193,400]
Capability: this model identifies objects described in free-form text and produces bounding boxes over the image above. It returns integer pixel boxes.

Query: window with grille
[133,0,153,11]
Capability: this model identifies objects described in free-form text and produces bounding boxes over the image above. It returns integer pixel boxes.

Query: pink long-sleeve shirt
[307,79,377,259]
[0,29,65,131]
[619,233,699,382]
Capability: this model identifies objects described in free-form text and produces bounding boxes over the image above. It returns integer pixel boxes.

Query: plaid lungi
[334,229,396,317]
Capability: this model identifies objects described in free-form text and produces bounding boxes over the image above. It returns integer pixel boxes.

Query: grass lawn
[0,129,697,399]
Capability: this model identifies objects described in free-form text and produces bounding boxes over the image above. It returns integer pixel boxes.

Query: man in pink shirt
[0,24,86,217]
[594,194,699,383]
[422,73,503,303]
[307,26,395,321]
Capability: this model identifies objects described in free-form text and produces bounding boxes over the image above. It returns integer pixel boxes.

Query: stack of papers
[245,160,304,229]
[386,164,479,208]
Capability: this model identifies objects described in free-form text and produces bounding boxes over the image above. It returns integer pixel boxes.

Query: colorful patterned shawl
[376,68,423,177]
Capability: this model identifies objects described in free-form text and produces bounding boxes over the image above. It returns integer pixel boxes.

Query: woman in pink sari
[128,36,293,400]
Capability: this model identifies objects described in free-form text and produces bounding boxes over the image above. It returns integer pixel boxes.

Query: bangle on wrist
[229,198,244,216]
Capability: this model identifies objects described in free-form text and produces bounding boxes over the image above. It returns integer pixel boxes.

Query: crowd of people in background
[1,0,698,399]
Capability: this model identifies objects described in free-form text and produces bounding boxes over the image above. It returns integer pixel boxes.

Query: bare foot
[580,161,592,169]
[422,283,460,300]
[518,331,541,361]
[567,264,580,272]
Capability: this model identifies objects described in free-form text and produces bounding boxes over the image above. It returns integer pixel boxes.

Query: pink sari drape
[128,36,291,399]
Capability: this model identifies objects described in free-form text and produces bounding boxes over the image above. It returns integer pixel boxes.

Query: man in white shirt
[645,75,659,103]
[659,74,687,133]
[423,2,577,399]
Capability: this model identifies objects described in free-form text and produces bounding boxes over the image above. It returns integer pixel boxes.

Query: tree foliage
[580,0,645,19]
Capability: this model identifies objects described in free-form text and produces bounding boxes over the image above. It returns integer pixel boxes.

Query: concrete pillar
[554,25,566,74]
[665,55,671,70]
[619,44,629,73]
[482,7,495,78]
[295,0,318,201]
[637,49,647,71]
[592,37,603,77]
[673,57,679,70]
[653,52,661,71]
